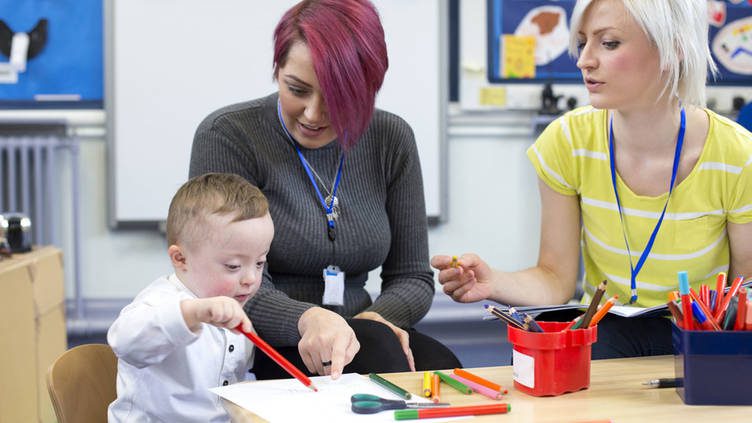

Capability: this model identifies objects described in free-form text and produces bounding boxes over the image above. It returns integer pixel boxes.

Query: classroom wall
[5,0,752,331]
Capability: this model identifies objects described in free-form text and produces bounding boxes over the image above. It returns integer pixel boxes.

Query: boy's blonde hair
[166,173,269,246]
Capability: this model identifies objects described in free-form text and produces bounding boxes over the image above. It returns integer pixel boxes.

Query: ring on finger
[321,360,332,367]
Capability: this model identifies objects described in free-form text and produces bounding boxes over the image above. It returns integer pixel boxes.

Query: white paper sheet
[210,373,466,422]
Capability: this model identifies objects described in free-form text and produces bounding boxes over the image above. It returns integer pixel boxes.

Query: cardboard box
[0,246,67,423]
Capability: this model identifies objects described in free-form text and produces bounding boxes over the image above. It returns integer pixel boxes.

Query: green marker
[368,373,412,399]
[434,371,472,394]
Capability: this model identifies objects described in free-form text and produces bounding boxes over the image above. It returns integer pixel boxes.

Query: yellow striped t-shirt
[527,106,752,307]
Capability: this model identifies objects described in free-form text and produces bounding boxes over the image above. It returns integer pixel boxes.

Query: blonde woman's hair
[569,0,717,107]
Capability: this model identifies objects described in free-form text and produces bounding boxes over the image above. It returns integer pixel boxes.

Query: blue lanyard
[608,108,685,304]
[277,100,344,241]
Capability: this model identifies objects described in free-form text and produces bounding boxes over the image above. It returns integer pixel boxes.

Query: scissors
[350,393,450,414]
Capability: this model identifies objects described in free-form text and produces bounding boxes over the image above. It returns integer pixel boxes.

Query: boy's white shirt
[107,274,254,423]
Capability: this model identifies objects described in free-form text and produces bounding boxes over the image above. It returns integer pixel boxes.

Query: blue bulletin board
[487,0,752,86]
[0,0,103,108]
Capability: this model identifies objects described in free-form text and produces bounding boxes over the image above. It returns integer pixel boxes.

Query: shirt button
[229,344,235,352]
[223,380,229,386]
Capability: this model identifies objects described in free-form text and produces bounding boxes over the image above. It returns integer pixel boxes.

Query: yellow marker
[422,371,432,397]
[450,256,458,268]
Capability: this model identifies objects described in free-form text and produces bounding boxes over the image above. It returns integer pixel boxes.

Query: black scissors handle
[351,394,407,414]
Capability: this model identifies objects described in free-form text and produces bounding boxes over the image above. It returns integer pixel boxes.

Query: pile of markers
[365,371,511,419]
[668,271,751,331]
[484,279,617,332]
[419,368,508,402]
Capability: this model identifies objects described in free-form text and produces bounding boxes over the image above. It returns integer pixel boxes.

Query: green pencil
[434,371,473,394]
[368,373,412,399]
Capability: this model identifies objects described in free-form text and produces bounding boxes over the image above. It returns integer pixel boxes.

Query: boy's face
[170,212,274,306]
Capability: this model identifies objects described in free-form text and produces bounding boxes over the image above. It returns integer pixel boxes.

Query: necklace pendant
[325,194,340,220]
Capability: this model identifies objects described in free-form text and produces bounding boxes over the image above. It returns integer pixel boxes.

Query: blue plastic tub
[672,323,752,405]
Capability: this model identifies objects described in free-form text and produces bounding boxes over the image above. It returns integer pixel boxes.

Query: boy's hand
[180,297,253,334]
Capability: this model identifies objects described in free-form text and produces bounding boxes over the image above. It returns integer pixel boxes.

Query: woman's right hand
[297,307,360,379]
[430,253,494,303]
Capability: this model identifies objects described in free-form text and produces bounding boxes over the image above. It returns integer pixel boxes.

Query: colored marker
[714,272,727,314]
[691,301,718,331]
[735,287,748,331]
[394,403,510,420]
[369,373,411,399]
[450,255,458,268]
[715,275,745,322]
[689,289,721,330]
[434,371,472,394]
[430,373,441,403]
[448,373,504,400]
[678,271,694,330]
[453,368,508,394]
[422,371,432,398]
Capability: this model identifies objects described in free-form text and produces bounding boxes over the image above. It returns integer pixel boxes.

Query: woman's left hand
[353,311,415,371]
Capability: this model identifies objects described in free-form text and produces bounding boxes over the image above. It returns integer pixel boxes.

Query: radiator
[0,122,82,318]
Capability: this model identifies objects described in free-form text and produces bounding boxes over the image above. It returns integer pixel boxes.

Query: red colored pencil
[235,324,318,392]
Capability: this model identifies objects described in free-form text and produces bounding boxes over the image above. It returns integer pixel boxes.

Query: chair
[46,344,117,423]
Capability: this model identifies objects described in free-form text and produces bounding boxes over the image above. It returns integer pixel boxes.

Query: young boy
[107,173,274,422]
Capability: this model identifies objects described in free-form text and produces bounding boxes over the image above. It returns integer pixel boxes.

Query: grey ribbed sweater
[189,93,434,347]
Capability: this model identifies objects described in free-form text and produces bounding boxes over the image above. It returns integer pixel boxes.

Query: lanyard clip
[629,289,638,304]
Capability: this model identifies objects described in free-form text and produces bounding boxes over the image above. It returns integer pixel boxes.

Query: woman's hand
[297,307,360,379]
[431,253,494,303]
[353,311,415,372]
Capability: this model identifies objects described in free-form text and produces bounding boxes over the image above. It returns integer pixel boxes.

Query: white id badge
[322,265,345,306]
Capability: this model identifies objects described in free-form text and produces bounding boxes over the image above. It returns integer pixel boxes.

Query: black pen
[642,378,682,388]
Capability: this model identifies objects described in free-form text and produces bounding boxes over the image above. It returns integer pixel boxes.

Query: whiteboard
[106,0,446,225]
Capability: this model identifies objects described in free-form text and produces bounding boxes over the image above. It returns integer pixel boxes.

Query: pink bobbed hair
[273,0,388,149]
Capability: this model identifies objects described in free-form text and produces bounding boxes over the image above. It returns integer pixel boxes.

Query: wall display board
[487,0,752,85]
[108,0,446,224]
[0,0,102,107]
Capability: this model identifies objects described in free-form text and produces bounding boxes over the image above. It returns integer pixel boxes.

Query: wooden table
[223,355,750,422]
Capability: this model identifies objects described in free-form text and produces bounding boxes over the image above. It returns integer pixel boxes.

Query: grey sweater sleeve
[189,111,316,346]
[365,119,435,328]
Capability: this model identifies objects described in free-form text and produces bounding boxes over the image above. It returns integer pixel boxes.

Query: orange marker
[450,255,459,268]
[588,295,618,327]
[715,275,744,322]
[431,373,441,403]
[453,368,508,394]
[735,288,747,331]
[714,272,727,314]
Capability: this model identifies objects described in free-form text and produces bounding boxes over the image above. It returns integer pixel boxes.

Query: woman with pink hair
[190,0,460,379]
